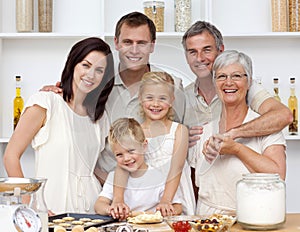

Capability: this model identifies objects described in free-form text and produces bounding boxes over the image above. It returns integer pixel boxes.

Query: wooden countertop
[231,213,300,232]
[131,213,300,232]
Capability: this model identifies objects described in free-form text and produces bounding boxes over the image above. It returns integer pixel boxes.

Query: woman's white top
[188,108,286,215]
[25,92,109,214]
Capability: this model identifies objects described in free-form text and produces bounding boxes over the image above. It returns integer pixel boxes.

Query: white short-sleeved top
[100,166,182,213]
[188,108,286,215]
[25,91,109,214]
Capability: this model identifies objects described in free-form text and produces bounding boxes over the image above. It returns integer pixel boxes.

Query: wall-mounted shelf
[0,33,101,39]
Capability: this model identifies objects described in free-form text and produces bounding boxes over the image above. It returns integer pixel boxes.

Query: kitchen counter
[130,213,300,232]
[231,213,300,232]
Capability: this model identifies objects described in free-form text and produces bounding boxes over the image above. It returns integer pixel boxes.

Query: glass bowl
[164,215,200,232]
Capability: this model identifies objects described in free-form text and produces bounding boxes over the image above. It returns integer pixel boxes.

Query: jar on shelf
[236,173,286,230]
[38,0,53,32]
[143,1,165,32]
[288,0,300,31]
[175,0,191,32]
[16,0,34,32]
[271,0,288,31]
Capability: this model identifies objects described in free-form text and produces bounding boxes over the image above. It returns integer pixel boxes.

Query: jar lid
[242,173,280,180]
[143,1,165,7]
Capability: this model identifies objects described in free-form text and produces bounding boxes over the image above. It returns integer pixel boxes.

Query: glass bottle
[13,76,24,130]
[16,0,34,32]
[236,173,286,230]
[273,77,281,102]
[271,0,288,32]
[175,0,191,32]
[143,1,165,32]
[30,178,48,232]
[288,77,298,135]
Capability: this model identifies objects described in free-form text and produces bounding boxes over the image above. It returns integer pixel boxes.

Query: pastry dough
[63,216,75,221]
[71,225,84,232]
[127,211,163,224]
[54,226,67,232]
[85,227,98,232]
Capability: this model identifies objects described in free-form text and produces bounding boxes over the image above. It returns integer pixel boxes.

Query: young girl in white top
[110,72,195,219]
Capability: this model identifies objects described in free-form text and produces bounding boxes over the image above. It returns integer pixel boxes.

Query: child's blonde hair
[139,71,175,120]
[108,118,146,147]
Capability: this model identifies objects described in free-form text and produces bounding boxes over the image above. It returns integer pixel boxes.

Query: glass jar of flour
[236,173,286,230]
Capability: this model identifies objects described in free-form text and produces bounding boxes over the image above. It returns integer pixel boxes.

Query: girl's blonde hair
[108,118,146,147]
[139,72,175,120]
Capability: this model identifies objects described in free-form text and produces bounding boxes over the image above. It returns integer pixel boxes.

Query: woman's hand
[203,134,238,162]
[202,135,222,163]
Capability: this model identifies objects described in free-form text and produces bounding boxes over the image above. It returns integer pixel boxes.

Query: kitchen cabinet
[0,0,299,212]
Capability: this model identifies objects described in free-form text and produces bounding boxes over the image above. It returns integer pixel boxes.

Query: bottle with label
[13,76,24,130]
[273,77,281,102]
[288,77,298,135]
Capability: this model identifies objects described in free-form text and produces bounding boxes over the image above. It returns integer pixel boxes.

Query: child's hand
[156,201,176,217]
[109,202,130,220]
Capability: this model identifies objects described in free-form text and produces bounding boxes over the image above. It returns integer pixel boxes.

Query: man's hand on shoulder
[188,125,204,148]
[39,81,62,94]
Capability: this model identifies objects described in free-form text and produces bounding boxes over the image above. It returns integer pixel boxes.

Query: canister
[38,0,53,32]
[236,173,286,230]
[175,0,191,32]
[16,0,34,32]
[288,0,300,31]
[271,0,288,31]
[143,1,164,32]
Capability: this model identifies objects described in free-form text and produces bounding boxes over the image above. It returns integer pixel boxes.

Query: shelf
[0,138,9,143]
[0,33,103,39]
[2,32,299,40]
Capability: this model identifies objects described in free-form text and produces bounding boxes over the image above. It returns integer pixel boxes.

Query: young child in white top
[94,117,182,218]
[111,72,195,219]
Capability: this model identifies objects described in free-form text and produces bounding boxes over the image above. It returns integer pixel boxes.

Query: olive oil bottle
[273,77,281,102]
[13,76,24,130]
[288,77,298,135]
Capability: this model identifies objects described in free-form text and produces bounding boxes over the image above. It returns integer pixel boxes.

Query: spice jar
[38,0,53,32]
[143,1,164,32]
[288,0,300,31]
[16,0,34,32]
[236,173,286,230]
[175,0,191,32]
[271,0,288,31]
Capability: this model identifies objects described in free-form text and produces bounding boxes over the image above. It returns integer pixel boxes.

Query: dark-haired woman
[4,37,115,214]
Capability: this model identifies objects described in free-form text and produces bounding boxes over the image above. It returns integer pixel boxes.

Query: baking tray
[48,213,117,231]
